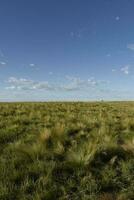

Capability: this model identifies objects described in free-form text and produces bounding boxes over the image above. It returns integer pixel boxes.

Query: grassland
[0,102,134,200]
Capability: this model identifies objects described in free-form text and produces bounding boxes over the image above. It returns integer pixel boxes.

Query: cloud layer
[6,77,52,91]
[6,76,109,92]
[127,44,134,51]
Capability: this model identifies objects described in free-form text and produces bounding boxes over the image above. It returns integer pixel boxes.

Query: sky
[1,0,134,101]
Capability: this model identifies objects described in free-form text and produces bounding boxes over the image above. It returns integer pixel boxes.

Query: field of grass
[0,102,134,200]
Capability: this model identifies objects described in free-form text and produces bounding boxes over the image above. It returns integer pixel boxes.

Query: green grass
[0,102,134,200]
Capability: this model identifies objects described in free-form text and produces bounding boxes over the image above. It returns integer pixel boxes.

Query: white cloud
[0,61,6,65]
[6,76,109,93]
[7,77,53,91]
[70,31,81,38]
[8,77,33,85]
[121,65,130,75]
[66,76,85,85]
[106,54,111,57]
[87,77,109,87]
[29,63,35,67]
[64,76,109,91]
[6,86,16,90]
[115,16,120,21]
[127,43,134,51]
[112,65,131,75]
[32,82,51,90]
[49,71,53,75]
[70,26,89,39]
[87,77,97,86]
[29,63,39,70]
[112,69,116,72]
[62,76,85,91]
[61,84,79,91]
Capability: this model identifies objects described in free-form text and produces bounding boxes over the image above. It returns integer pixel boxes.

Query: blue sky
[1,0,134,101]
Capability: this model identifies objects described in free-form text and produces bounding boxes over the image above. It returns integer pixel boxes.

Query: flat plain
[0,102,134,200]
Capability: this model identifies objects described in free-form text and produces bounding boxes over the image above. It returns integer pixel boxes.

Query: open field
[0,102,134,200]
